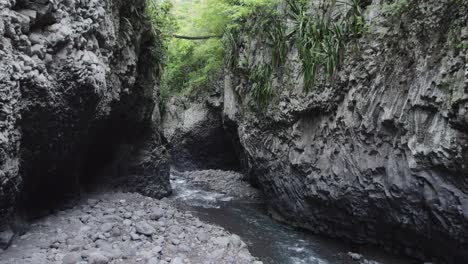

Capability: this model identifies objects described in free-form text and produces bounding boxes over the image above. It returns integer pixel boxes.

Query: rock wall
[162,91,241,171]
[224,0,468,262]
[0,0,170,223]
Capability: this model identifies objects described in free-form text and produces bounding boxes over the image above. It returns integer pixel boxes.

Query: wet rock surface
[224,0,468,262]
[0,192,257,264]
[171,169,261,201]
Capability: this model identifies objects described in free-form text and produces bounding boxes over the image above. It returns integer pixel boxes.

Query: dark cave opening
[79,121,121,191]
[222,117,259,188]
[16,111,84,219]
[168,111,242,172]
[16,114,138,220]
[170,127,241,172]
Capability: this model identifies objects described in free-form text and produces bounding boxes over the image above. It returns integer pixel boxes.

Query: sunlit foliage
[147,0,366,108]
[155,0,279,103]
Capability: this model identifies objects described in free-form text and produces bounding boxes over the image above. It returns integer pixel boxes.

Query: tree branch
[173,34,222,40]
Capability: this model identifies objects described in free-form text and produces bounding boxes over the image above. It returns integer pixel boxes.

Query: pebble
[136,221,156,235]
[148,257,160,264]
[88,252,109,264]
[130,233,141,241]
[171,257,184,264]
[100,223,113,233]
[348,252,363,260]
[230,234,242,248]
[88,199,99,207]
[178,244,191,253]
[123,212,132,219]
[153,246,163,254]
[196,231,208,242]
[62,252,82,264]
[150,208,165,221]
[0,190,255,264]
[213,236,230,247]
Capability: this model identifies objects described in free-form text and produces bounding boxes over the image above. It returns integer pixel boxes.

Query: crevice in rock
[222,117,259,188]
[79,119,122,191]
[170,121,241,172]
[163,98,242,172]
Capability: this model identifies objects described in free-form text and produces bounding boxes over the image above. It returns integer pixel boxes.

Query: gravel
[0,192,259,264]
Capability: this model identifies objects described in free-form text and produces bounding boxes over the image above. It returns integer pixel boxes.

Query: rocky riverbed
[170,169,261,201]
[168,169,414,264]
[0,168,415,264]
[0,192,259,264]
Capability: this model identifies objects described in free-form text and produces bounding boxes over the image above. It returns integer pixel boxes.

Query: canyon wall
[0,0,170,223]
[224,0,468,262]
[162,90,241,171]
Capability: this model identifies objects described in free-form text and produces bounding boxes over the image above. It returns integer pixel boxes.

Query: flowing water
[169,172,415,264]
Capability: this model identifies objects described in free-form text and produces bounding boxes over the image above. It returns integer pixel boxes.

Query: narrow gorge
[1,0,467,264]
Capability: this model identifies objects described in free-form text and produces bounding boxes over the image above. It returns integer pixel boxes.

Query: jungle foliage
[147,0,279,104]
[147,0,367,108]
[224,0,366,107]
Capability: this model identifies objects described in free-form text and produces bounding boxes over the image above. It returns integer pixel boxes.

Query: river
[169,171,415,264]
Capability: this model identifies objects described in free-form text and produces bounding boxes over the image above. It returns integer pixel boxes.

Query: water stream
[169,172,415,264]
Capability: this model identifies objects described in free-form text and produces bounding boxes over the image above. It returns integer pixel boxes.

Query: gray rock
[170,257,183,264]
[196,231,208,242]
[152,246,162,254]
[0,229,14,249]
[213,236,229,247]
[150,208,164,221]
[110,227,121,237]
[347,252,363,260]
[147,257,160,264]
[79,215,91,223]
[134,210,146,217]
[177,244,191,253]
[30,44,44,59]
[13,11,30,33]
[123,212,132,219]
[18,9,37,22]
[123,219,132,226]
[100,223,113,233]
[88,252,109,264]
[130,233,141,241]
[136,221,156,236]
[229,234,242,248]
[62,252,82,264]
[87,199,99,208]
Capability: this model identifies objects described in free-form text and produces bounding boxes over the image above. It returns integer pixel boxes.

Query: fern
[287,0,359,91]
[269,14,288,70]
[223,26,241,71]
[249,65,274,108]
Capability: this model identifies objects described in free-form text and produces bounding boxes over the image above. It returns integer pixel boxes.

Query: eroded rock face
[225,0,468,262]
[0,0,170,223]
[162,94,240,171]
